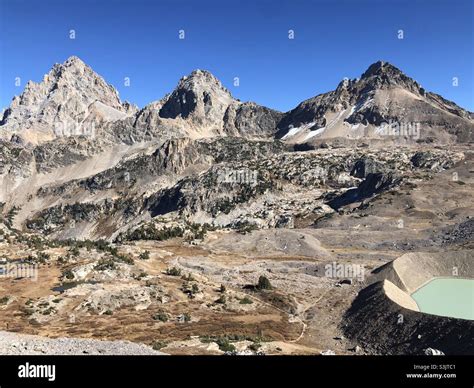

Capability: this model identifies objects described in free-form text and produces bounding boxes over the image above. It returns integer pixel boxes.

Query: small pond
[411,278,474,320]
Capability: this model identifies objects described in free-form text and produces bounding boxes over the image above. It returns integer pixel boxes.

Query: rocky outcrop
[35,137,287,198]
[410,150,460,170]
[328,172,402,210]
[350,157,387,178]
[440,218,474,248]
[223,102,283,137]
[23,145,465,239]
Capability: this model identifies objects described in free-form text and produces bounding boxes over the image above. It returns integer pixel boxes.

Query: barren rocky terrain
[0,57,472,355]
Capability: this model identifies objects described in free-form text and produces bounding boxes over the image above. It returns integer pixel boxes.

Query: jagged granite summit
[2,56,472,146]
[152,69,283,138]
[159,69,235,123]
[0,56,137,144]
[0,58,283,145]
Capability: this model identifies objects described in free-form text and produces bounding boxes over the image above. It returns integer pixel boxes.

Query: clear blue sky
[0,0,472,112]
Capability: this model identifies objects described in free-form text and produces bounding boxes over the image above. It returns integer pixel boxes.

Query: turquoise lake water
[411,278,474,320]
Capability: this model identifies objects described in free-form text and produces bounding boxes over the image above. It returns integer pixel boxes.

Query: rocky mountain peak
[44,56,99,87]
[158,69,235,125]
[359,60,423,94]
[64,55,86,67]
[0,56,128,143]
[180,69,230,92]
[276,60,473,142]
[157,69,282,137]
[361,60,397,78]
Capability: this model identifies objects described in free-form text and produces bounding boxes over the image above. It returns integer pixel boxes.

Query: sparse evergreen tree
[257,275,272,290]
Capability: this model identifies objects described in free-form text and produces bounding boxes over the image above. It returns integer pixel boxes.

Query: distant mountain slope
[276,61,474,143]
[0,58,282,145]
[2,57,472,145]
[0,56,472,240]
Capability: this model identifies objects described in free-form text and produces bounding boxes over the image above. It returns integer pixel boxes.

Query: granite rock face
[159,70,234,124]
[0,56,134,144]
[158,69,283,137]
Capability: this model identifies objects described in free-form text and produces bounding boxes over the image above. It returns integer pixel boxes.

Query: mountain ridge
[1,56,473,145]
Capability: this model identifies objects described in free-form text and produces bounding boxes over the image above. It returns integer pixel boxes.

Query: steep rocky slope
[22,144,464,241]
[141,69,283,138]
[0,56,136,144]
[277,61,474,143]
[0,56,472,241]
